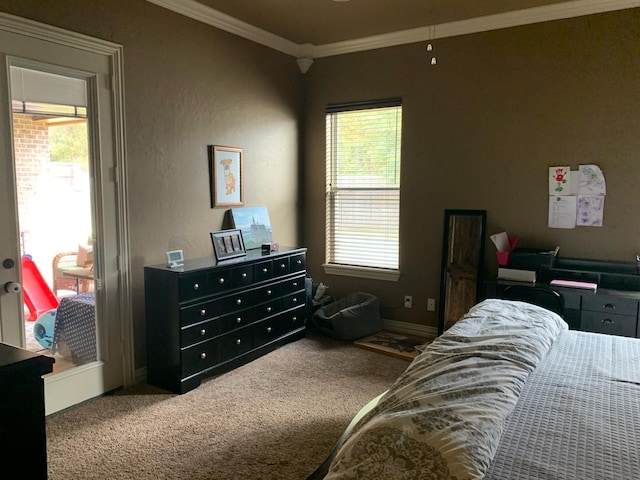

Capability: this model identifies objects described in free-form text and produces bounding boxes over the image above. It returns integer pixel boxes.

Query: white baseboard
[383,319,437,339]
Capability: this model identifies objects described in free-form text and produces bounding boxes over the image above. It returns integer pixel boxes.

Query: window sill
[322,263,400,282]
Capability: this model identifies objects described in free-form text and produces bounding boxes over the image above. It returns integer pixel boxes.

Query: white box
[497,268,536,283]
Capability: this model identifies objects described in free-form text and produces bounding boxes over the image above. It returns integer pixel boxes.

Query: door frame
[0,13,135,404]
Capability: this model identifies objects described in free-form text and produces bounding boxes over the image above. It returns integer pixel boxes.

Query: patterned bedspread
[325,299,568,480]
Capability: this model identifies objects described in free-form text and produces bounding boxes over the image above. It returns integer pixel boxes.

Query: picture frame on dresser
[209,145,244,208]
[211,228,246,261]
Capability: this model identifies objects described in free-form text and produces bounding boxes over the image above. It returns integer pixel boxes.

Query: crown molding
[146,0,300,56]
[313,0,640,58]
[149,0,640,68]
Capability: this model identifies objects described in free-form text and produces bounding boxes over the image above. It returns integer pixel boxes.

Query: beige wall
[0,0,304,368]
[303,9,640,329]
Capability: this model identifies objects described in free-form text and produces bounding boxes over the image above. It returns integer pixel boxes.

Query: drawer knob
[266,327,272,333]
[262,268,268,273]
[292,297,298,303]
[236,339,241,345]
[193,283,200,290]
[267,289,272,295]
[200,352,206,359]
[236,317,242,324]
[292,316,298,322]
[200,329,206,336]
[218,277,225,284]
[601,318,615,324]
[280,263,286,269]
[242,272,247,278]
[296,260,302,265]
[200,309,206,316]
[236,298,242,305]
[603,303,616,310]
[292,282,298,287]
[266,307,272,313]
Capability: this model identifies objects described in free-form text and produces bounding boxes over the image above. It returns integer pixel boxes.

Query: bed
[308,298,640,479]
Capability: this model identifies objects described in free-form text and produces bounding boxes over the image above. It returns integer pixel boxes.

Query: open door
[0,13,133,415]
[438,209,486,334]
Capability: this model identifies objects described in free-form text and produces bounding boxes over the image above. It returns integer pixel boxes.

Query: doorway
[0,13,133,415]
[14,107,93,373]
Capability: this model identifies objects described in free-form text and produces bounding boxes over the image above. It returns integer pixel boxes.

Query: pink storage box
[496,237,518,266]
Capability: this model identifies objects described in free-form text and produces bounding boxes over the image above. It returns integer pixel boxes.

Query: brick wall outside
[13,114,50,237]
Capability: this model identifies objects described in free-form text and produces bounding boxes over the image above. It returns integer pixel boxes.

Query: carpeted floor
[45,330,411,479]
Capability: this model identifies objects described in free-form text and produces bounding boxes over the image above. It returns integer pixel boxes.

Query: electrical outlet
[404,295,413,308]
[427,298,436,311]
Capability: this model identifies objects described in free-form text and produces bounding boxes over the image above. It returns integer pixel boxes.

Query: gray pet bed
[312,292,382,340]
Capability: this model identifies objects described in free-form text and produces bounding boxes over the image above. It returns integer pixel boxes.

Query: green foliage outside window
[335,107,401,186]
[49,122,89,169]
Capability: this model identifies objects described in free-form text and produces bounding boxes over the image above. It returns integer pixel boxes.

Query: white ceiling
[149,0,640,60]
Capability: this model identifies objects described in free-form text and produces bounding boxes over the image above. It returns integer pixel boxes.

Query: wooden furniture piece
[52,250,93,295]
[0,342,54,479]
[487,277,640,337]
[438,209,486,334]
[487,256,640,336]
[144,246,307,394]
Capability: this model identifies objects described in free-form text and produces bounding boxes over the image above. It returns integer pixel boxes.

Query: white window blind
[10,66,87,117]
[325,99,402,271]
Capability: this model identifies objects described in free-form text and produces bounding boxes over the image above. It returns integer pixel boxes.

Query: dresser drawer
[231,264,253,287]
[281,305,306,332]
[180,299,226,327]
[181,338,220,378]
[178,269,232,301]
[290,253,306,273]
[214,289,255,313]
[217,306,261,333]
[254,259,273,282]
[218,328,253,362]
[581,294,638,316]
[281,274,305,295]
[273,257,290,277]
[181,318,221,347]
[253,317,285,346]
[581,311,637,337]
[282,291,305,311]
[252,282,281,303]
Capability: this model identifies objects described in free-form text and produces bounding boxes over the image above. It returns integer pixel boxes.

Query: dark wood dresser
[485,257,640,338]
[144,247,307,393]
[0,342,54,479]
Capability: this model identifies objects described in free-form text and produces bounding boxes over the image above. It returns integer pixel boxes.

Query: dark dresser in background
[486,257,640,338]
[144,247,307,393]
[0,342,54,479]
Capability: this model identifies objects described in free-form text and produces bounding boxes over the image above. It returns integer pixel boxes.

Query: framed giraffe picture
[209,145,244,208]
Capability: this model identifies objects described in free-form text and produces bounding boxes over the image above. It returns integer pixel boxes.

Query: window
[324,98,402,280]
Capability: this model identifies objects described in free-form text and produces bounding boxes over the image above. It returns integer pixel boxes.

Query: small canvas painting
[228,206,273,250]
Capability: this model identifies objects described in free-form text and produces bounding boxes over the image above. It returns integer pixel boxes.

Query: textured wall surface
[0,0,303,368]
[303,9,640,328]
[2,0,639,360]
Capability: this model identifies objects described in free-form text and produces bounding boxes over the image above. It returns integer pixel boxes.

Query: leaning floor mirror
[438,209,487,335]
